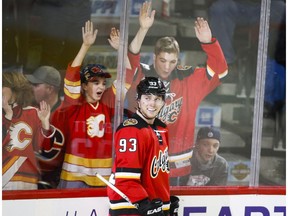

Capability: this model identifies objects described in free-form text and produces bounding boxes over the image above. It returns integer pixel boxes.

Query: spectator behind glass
[26,66,62,112]
[41,20,117,189]
[107,77,180,216]
[25,66,63,189]
[187,126,229,186]
[123,2,228,186]
[2,71,55,190]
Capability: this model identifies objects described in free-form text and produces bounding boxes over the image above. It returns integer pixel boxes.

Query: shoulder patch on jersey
[140,63,151,70]
[123,118,138,126]
[177,65,192,70]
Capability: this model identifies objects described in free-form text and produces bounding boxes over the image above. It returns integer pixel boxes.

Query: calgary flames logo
[158,97,183,124]
[5,122,32,152]
[86,114,105,138]
[150,148,169,178]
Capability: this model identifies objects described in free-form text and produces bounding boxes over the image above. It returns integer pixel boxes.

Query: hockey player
[2,72,54,190]
[124,2,228,186]
[107,77,179,216]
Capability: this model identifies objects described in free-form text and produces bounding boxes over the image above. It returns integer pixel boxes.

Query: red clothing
[125,38,228,178]
[37,98,65,188]
[42,64,114,187]
[2,106,53,190]
[107,113,170,215]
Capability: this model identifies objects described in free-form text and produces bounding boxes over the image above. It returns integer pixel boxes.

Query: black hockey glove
[136,198,164,216]
[169,196,180,216]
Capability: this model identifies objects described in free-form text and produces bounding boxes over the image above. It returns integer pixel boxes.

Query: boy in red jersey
[124,2,228,186]
[41,20,115,188]
[108,77,179,216]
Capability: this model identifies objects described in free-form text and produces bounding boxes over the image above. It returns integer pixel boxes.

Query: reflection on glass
[2,0,286,195]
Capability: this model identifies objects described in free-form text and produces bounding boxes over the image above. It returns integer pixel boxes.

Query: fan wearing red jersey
[108,77,179,216]
[2,72,55,190]
[123,2,228,186]
[40,20,115,188]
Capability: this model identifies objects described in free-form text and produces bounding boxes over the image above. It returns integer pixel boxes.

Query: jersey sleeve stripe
[162,203,170,211]
[64,88,80,99]
[207,65,228,79]
[110,201,136,210]
[115,172,141,179]
[64,78,81,86]
[169,150,193,162]
[64,84,81,94]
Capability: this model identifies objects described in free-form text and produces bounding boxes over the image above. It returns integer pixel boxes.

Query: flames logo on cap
[91,66,103,73]
[81,64,110,82]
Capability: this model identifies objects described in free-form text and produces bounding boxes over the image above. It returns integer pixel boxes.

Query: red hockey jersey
[2,106,53,190]
[42,64,114,187]
[107,113,170,215]
[125,38,228,178]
